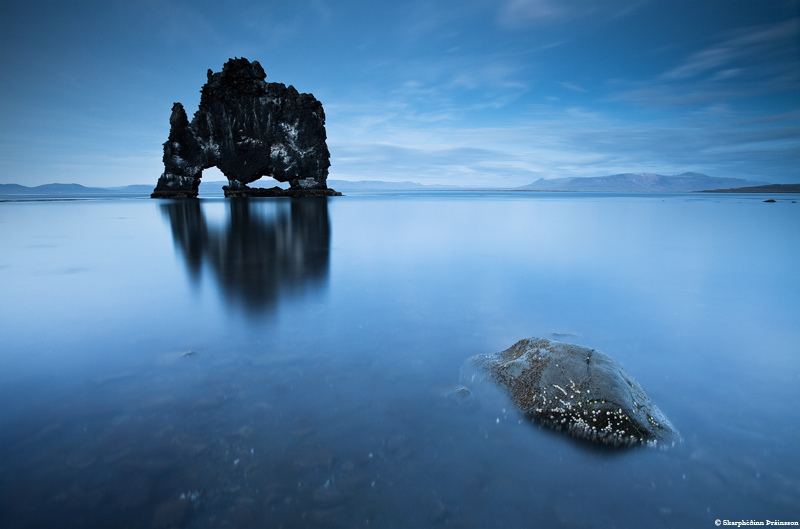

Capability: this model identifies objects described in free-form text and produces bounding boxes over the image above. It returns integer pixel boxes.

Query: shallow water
[1,192,798,528]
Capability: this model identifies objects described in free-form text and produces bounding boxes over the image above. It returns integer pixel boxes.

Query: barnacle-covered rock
[152,58,339,198]
[470,337,679,448]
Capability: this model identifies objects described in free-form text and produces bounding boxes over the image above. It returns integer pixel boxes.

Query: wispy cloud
[498,0,649,28]
[616,18,800,107]
[663,18,799,80]
[662,47,738,81]
[337,50,531,124]
[559,82,588,93]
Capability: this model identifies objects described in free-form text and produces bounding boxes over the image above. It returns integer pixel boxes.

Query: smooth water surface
[1,193,798,528]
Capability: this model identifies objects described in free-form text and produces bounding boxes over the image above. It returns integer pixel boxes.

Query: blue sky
[1,0,798,187]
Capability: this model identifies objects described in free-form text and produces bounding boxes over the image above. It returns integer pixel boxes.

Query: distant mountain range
[517,172,769,192]
[2,173,792,197]
[0,183,153,196]
[0,181,236,197]
[334,173,781,192]
[700,183,800,193]
[0,180,458,196]
[326,180,463,191]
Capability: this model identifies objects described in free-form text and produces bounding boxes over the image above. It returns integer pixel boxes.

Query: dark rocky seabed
[0,192,798,528]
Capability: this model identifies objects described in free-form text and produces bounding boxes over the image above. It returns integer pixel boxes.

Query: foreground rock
[152,58,340,198]
[470,337,679,448]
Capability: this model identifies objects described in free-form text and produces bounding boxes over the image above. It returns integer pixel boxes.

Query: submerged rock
[470,337,679,448]
[152,58,340,198]
[445,385,473,400]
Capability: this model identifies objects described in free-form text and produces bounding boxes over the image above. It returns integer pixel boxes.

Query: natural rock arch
[151,58,339,198]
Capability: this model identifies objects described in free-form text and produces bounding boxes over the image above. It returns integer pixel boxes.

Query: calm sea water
[1,192,798,528]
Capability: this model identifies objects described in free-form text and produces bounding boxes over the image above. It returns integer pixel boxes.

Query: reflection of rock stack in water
[161,199,331,312]
[163,199,208,281]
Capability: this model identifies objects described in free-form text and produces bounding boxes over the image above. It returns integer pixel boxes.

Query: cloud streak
[498,0,649,28]
[616,18,800,107]
[664,18,799,80]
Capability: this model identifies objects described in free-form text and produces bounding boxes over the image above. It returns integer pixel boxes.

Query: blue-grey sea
[1,191,798,528]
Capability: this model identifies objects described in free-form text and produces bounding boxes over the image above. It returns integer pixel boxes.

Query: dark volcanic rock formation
[152,58,339,198]
[470,337,679,448]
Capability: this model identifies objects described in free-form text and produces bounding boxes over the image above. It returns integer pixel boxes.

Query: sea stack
[152,58,339,198]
